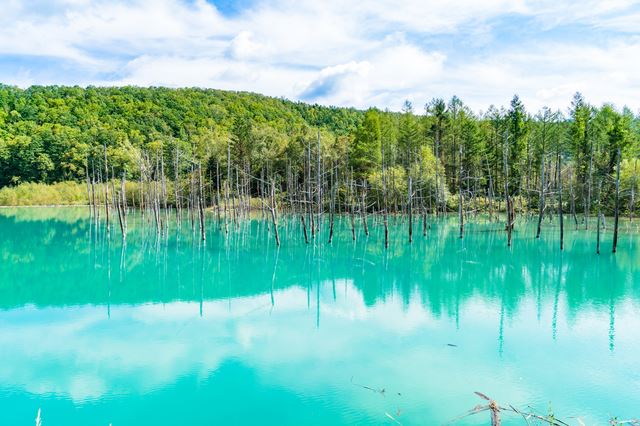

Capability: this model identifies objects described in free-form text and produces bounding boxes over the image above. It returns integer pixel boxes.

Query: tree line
[1,85,639,224]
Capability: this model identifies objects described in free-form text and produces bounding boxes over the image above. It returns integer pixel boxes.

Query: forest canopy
[0,85,362,186]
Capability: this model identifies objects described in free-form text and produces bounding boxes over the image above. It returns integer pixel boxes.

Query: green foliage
[620,158,640,202]
[1,84,640,216]
[351,108,381,178]
[506,95,528,195]
[408,145,445,192]
[0,85,365,187]
[368,165,407,196]
[398,101,421,167]
[569,92,593,183]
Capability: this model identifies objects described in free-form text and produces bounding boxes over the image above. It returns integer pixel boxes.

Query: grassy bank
[0,182,87,206]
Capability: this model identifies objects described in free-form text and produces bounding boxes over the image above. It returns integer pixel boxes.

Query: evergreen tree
[350,108,382,178]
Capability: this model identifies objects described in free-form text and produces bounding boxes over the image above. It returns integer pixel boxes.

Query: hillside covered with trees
[0,85,639,217]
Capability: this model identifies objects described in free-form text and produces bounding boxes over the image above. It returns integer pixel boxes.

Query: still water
[0,208,639,425]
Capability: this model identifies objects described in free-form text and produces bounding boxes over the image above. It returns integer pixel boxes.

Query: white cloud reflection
[1,279,639,423]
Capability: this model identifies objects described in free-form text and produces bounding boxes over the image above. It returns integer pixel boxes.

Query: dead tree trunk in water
[161,153,168,228]
[361,180,369,237]
[198,162,206,241]
[586,141,594,229]
[434,127,440,217]
[503,132,512,246]
[316,130,322,235]
[121,173,127,236]
[300,172,309,244]
[382,146,389,249]
[155,156,163,233]
[485,155,494,222]
[85,162,92,216]
[536,154,546,239]
[307,142,315,238]
[269,181,280,247]
[613,148,621,253]
[116,180,125,239]
[91,162,98,219]
[408,176,413,243]
[328,165,336,244]
[225,141,231,233]
[300,211,309,244]
[116,172,127,241]
[597,180,602,254]
[138,157,144,219]
[104,144,110,232]
[349,170,356,241]
[558,152,564,251]
[630,160,637,222]
[569,171,578,229]
[215,161,222,230]
[421,185,428,237]
[174,147,181,223]
[419,150,427,236]
[232,166,239,225]
[458,143,464,239]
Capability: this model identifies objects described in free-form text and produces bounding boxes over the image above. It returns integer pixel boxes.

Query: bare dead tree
[558,152,564,251]
[613,147,621,253]
[597,180,602,254]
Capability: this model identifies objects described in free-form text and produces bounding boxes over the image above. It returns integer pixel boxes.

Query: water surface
[1,208,639,425]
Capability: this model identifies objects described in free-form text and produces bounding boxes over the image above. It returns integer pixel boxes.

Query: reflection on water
[0,208,639,425]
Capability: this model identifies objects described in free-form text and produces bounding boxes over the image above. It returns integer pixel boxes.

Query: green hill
[0,85,364,186]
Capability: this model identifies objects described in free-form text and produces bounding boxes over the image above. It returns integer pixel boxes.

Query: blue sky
[1,0,640,112]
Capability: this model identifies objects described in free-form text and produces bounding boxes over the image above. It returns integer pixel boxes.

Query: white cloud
[522,0,640,29]
[227,31,264,60]
[113,55,314,98]
[300,61,372,104]
[0,0,639,112]
[298,44,446,109]
[448,39,640,112]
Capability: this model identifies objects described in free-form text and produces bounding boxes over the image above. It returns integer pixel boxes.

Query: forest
[1,84,639,226]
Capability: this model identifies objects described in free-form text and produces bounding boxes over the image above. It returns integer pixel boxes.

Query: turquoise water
[1,208,639,425]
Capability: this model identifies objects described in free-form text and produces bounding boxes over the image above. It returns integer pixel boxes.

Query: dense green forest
[0,85,362,185]
[0,84,639,218]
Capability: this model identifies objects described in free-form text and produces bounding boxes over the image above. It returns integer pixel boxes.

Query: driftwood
[445,392,571,426]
